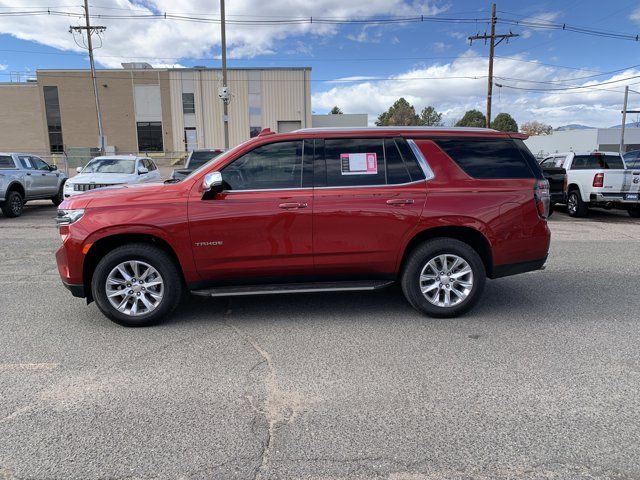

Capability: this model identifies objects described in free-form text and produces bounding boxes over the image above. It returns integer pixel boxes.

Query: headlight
[56,208,85,226]
[64,183,73,190]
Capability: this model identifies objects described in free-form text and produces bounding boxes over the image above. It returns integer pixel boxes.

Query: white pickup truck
[549,151,640,218]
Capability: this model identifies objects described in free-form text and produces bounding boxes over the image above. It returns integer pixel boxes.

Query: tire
[401,238,486,318]
[51,182,65,206]
[1,190,24,218]
[91,243,183,327]
[629,208,640,218]
[567,190,588,218]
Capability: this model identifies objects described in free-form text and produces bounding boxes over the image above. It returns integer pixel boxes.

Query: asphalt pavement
[1,202,639,479]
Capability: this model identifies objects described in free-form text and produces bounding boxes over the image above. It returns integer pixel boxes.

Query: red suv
[56,127,551,327]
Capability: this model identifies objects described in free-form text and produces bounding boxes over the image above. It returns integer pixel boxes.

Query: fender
[82,223,200,283]
[394,215,496,273]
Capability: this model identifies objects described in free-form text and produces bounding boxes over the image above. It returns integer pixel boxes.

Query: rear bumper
[590,193,640,205]
[491,256,547,279]
[551,191,566,204]
[62,281,86,298]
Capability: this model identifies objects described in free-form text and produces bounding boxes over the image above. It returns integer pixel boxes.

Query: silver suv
[0,153,68,218]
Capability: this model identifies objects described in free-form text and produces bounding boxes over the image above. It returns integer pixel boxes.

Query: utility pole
[621,86,629,154]
[468,3,519,128]
[220,0,230,149]
[70,0,106,153]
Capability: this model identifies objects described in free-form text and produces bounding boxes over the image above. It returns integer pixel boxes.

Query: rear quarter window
[0,155,15,169]
[434,137,536,179]
[571,155,624,170]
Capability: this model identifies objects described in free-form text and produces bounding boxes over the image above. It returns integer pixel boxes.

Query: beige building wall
[168,68,311,151]
[0,83,48,153]
[0,67,310,157]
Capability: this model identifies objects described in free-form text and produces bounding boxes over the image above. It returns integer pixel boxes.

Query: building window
[43,86,64,153]
[182,93,195,114]
[137,122,164,152]
[248,70,262,138]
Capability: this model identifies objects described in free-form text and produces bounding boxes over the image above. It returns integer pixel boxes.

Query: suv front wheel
[91,243,183,327]
[401,238,486,318]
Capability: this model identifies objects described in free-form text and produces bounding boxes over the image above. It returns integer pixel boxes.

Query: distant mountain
[555,124,596,131]
[608,122,640,129]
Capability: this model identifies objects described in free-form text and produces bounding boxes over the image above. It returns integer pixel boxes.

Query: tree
[520,120,553,136]
[455,109,486,128]
[330,106,343,115]
[491,112,518,132]
[375,98,419,126]
[418,106,443,126]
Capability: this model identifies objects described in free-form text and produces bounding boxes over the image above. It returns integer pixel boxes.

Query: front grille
[73,183,114,192]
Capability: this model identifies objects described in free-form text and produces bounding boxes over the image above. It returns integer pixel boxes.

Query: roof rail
[258,128,276,137]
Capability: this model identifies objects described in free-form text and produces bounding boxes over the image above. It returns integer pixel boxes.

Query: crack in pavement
[223,305,307,480]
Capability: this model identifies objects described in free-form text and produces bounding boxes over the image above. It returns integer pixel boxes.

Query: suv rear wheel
[401,238,486,318]
[91,243,183,327]
[567,190,588,218]
[1,190,24,218]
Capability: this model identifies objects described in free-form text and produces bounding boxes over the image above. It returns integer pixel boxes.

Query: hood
[59,181,167,210]
[68,172,137,185]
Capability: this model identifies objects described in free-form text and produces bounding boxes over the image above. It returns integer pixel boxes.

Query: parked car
[0,152,67,218]
[170,149,225,181]
[539,155,568,215]
[623,150,640,169]
[64,155,161,198]
[549,151,640,218]
[55,127,551,327]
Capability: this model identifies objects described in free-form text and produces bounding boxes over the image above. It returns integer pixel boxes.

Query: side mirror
[76,166,83,173]
[202,171,223,199]
[138,166,149,175]
[49,165,58,171]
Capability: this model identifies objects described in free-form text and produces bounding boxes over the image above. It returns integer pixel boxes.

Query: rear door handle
[386,199,414,205]
[278,202,308,209]
[26,172,31,176]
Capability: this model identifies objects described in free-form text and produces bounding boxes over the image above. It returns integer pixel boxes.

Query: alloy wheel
[419,254,474,308]
[10,195,22,215]
[568,194,577,215]
[105,260,164,316]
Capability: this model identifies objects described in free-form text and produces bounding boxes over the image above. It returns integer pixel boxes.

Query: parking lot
[1,203,639,480]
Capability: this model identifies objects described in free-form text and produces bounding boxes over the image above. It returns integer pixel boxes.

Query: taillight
[593,172,604,187]
[534,179,551,219]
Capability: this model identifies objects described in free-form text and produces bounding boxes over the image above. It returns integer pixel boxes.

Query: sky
[0,0,640,128]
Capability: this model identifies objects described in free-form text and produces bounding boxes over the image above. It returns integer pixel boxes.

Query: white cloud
[0,64,6,70]
[433,41,450,51]
[519,11,561,40]
[630,6,640,23]
[0,0,448,68]
[312,52,637,128]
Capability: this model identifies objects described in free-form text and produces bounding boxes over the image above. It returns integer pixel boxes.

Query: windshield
[188,151,223,169]
[627,158,640,169]
[82,158,136,174]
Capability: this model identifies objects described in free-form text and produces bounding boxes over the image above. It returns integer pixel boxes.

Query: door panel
[31,157,59,196]
[313,183,426,275]
[189,190,312,281]
[312,137,426,277]
[188,139,314,283]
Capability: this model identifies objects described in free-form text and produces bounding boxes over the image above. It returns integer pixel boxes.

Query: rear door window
[324,138,386,187]
[0,155,15,169]
[434,138,535,179]
[18,156,34,170]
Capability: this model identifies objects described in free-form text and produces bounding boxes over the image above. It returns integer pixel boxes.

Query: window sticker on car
[340,152,378,175]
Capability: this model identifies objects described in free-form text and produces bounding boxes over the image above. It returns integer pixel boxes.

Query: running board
[191,280,394,298]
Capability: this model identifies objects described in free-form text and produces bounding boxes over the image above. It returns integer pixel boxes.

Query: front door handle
[386,199,414,205]
[278,202,307,209]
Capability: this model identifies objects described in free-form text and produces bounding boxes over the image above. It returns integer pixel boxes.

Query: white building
[525,128,640,158]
